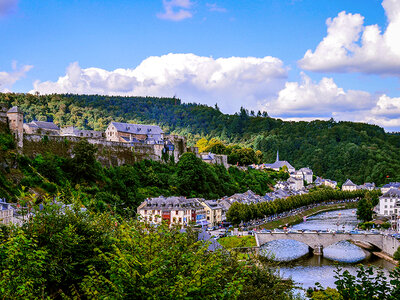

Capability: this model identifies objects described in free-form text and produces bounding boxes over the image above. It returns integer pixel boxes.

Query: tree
[357,197,373,222]
[70,139,100,183]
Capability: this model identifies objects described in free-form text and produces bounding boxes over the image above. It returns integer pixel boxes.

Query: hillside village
[1,103,399,232]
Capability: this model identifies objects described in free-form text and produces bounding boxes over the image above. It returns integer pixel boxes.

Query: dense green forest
[1,92,400,185]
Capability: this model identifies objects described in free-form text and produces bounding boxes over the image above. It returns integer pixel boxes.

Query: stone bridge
[255,232,400,257]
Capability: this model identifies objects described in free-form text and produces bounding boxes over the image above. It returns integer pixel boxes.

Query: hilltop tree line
[2,92,400,185]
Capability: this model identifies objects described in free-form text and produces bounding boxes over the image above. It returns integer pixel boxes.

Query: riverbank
[373,251,398,265]
[259,202,358,230]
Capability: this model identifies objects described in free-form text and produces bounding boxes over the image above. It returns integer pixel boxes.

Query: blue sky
[1,0,400,130]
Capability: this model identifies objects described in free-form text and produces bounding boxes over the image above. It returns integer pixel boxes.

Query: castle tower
[7,106,24,148]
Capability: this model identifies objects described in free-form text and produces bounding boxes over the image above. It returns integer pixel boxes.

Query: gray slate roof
[28,121,60,130]
[7,106,22,113]
[264,160,294,170]
[383,188,400,198]
[110,122,163,135]
[343,179,356,186]
[383,182,400,189]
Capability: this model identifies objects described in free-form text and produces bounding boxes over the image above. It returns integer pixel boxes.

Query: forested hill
[1,92,400,185]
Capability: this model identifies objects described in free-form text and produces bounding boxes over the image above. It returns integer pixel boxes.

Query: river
[259,209,395,292]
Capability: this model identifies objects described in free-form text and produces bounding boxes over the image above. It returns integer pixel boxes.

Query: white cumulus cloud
[31,53,288,113]
[157,0,193,21]
[265,73,375,118]
[299,0,400,76]
[0,62,33,92]
[264,73,400,131]
[0,0,17,17]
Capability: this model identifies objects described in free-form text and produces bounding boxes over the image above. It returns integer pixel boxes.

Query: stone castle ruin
[0,103,196,166]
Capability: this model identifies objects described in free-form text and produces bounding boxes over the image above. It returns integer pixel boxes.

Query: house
[378,188,400,230]
[378,188,400,217]
[323,179,338,189]
[342,179,357,191]
[381,182,400,194]
[287,177,304,190]
[263,151,295,173]
[105,121,163,144]
[0,199,13,225]
[137,196,206,227]
[60,126,103,139]
[24,120,60,135]
[358,182,376,191]
[200,152,228,168]
[291,167,313,184]
[201,200,223,227]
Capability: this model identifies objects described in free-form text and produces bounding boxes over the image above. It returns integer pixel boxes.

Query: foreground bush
[0,202,296,299]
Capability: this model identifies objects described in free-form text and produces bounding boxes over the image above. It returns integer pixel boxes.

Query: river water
[259,209,395,291]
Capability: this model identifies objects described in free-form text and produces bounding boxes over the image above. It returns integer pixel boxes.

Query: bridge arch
[255,232,384,252]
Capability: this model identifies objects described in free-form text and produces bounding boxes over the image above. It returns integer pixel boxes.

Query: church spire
[276,150,279,162]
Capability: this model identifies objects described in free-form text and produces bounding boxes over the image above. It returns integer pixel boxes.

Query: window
[385,205,387,208]
[179,218,182,223]
[176,210,179,214]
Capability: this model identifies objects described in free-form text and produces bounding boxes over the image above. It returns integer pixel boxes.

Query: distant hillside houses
[252,151,314,184]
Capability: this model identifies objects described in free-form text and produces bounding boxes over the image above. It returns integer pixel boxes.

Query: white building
[378,188,400,217]
[342,179,357,191]
[291,167,313,184]
[105,121,164,144]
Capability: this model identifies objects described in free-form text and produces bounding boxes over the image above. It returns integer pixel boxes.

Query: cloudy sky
[1,0,400,131]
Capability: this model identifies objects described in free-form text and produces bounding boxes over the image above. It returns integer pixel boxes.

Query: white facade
[342,179,357,191]
[379,188,400,217]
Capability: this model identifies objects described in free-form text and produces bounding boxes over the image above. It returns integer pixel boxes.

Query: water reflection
[260,239,309,261]
[278,254,393,290]
[323,240,367,263]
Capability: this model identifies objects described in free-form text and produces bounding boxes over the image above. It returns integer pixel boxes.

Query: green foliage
[70,139,101,183]
[218,235,256,249]
[322,265,400,300]
[310,287,342,299]
[0,201,296,299]
[394,246,400,261]
[356,197,373,222]
[196,138,263,166]
[356,191,381,222]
